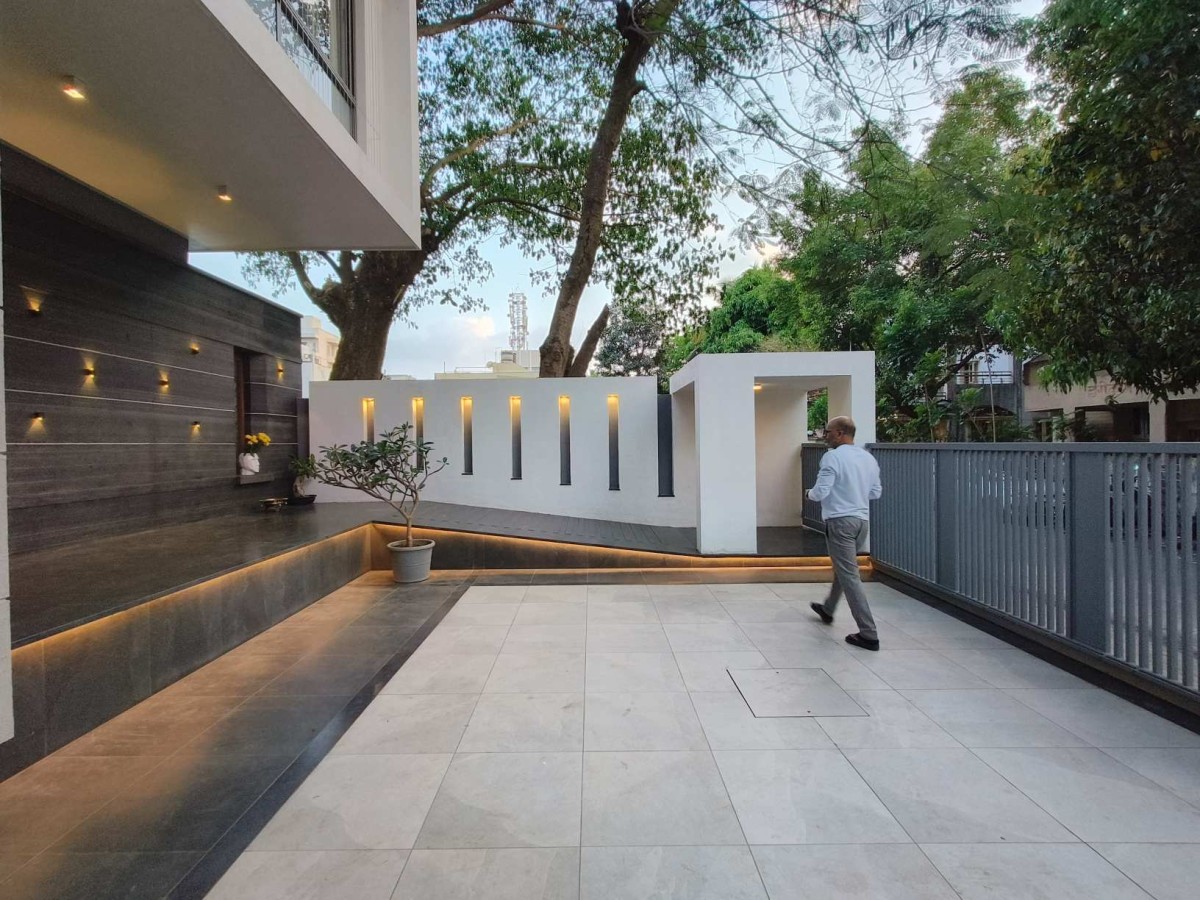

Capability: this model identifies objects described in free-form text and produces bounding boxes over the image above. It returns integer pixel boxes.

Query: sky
[189,0,1047,380]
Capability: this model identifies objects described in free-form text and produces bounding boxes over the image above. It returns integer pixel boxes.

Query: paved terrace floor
[2,572,1199,898]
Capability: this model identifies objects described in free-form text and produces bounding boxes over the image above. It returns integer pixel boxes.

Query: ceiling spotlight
[61,76,86,100]
[216,185,233,202]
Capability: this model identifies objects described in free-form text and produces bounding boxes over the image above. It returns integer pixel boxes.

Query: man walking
[807,416,883,650]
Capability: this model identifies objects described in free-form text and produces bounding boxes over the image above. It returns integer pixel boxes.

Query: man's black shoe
[845,633,880,651]
[810,602,834,625]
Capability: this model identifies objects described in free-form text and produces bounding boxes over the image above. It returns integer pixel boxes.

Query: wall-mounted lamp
[191,421,201,431]
[61,76,86,101]
[753,383,764,392]
[159,376,170,388]
[216,185,233,203]
[31,412,44,423]
[190,343,201,355]
[22,287,44,315]
[276,363,285,378]
[83,366,96,379]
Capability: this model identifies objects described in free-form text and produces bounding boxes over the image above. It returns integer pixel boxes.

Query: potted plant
[239,432,271,475]
[289,453,319,504]
[314,424,448,583]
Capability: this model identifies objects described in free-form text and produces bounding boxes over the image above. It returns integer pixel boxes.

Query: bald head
[824,416,857,447]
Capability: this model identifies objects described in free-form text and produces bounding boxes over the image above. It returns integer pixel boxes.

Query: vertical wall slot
[558,395,572,485]
[461,396,474,474]
[362,397,376,443]
[412,396,425,468]
[510,396,523,479]
[607,394,620,491]
[657,394,675,497]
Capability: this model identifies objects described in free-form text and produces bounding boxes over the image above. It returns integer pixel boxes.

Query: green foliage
[807,390,828,435]
[1016,0,1200,398]
[315,425,449,545]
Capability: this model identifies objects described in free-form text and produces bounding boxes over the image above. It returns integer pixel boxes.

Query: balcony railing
[850,443,1200,707]
[247,0,355,135]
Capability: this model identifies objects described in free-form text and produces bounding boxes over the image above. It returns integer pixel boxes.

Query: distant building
[435,349,540,380]
[300,317,340,397]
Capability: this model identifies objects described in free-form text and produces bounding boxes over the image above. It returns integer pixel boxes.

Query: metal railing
[863,444,1200,701]
[800,443,826,532]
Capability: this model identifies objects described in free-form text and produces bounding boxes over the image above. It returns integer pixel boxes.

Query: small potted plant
[314,424,448,582]
[289,453,319,504]
[239,432,271,475]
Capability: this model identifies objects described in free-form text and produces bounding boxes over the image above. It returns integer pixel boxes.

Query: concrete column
[1149,401,1168,443]
[826,374,876,445]
[694,370,757,554]
[754,386,807,527]
[0,152,13,744]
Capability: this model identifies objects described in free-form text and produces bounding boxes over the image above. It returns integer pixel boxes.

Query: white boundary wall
[309,376,693,526]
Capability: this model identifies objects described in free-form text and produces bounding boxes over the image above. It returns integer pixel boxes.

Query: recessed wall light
[191,421,201,430]
[83,366,95,378]
[31,412,44,422]
[61,76,86,100]
[190,343,201,355]
[216,185,233,202]
[159,376,170,387]
[22,286,44,314]
[753,384,763,391]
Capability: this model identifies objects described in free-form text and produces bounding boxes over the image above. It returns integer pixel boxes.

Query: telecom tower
[507,291,529,352]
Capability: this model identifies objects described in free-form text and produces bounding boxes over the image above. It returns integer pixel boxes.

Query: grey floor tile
[902,689,1089,747]
[458,693,584,752]
[384,653,497,694]
[584,692,707,751]
[331,694,478,754]
[57,694,237,758]
[857,650,992,690]
[653,599,733,624]
[937,647,1089,689]
[587,624,672,653]
[442,603,521,626]
[252,754,451,850]
[720,599,810,624]
[459,586,528,604]
[258,652,389,697]
[418,625,510,655]
[975,746,1200,842]
[582,751,744,846]
[674,651,770,693]
[0,850,203,900]
[587,600,660,625]
[730,668,866,718]
[163,652,300,698]
[0,754,163,805]
[760,649,893,691]
[514,601,587,626]
[646,584,717,602]
[418,752,582,848]
[815,690,961,749]
[844,748,1076,843]
[753,843,960,899]
[0,795,110,856]
[1092,843,1200,900]
[503,624,587,652]
[708,584,780,601]
[523,585,589,603]
[484,652,585,693]
[691,692,833,750]
[581,846,767,899]
[664,624,757,652]
[587,584,650,601]
[1005,689,1200,748]
[713,749,909,845]
[208,850,410,900]
[922,843,1154,900]
[1100,748,1200,807]
[768,583,833,601]
[585,653,686,692]
[183,694,350,757]
[394,848,579,900]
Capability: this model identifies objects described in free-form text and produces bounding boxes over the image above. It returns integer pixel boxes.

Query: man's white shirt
[806,444,882,521]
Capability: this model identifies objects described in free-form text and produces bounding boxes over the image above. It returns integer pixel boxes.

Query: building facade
[301,315,341,395]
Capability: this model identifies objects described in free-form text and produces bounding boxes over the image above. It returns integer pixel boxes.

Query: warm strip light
[217,185,233,203]
[510,396,523,480]
[61,76,86,100]
[754,384,763,392]
[362,397,376,443]
[461,397,474,475]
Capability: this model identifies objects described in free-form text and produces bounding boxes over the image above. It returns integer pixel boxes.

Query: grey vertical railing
[800,443,827,532]
[870,443,1200,699]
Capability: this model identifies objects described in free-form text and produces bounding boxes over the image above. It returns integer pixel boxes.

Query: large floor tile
[587,584,650,601]
[708,583,780,601]
[252,754,451,850]
[585,653,686,692]
[691,692,833,750]
[646,584,717,602]
[384,653,497,694]
[418,625,510,655]
[768,583,832,601]
[713,749,909,845]
[587,600,660,625]
[975,746,1200,842]
[442,602,521,626]
[664,623,757,652]
[207,849,409,900]
[922,843,1153,900]
[1093,843,1200,900]
[514,601,587,626]
[184,694,349,757]
[902,689,1089,747]
[1100,748,1200,807]
[586,624,671,653]
[459,693,584,752]
[938,646,1089,689]
[0,795,109,856]
[729,668,866,717]
[719,599,810,624]
[0,753,163,805]
[503,624,587,652]
[418,752,582,848]
[164,652,299,698]
[753,843,960,899]
[57,694,236,757]
[857,650,992,690]
[1006,689,1200,748]
[0,850,203,900]
[394,848,579,900]
[584,692,707,751]
[674,651,769,693]
[332,694,478,754]
[484,652,585,693]
[815,690,960,750]
[258,652,389,697]
[459,586,528,604]
[581,846,767,900]
[523,585,589,603]
[582,751,744,846]
[653,599,733,624]
[844,748,1076,843]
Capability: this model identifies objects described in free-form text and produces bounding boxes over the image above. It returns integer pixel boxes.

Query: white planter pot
[387,539,435,583]
[239,452,260,476]
[293,476,314,497]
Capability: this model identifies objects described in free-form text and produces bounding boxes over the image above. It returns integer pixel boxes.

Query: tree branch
[568,304,611,376]
[420,118,536,200]
[418,0,515,38]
